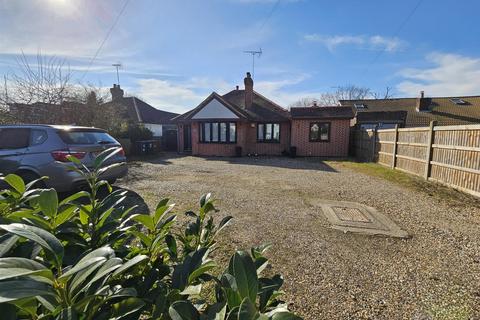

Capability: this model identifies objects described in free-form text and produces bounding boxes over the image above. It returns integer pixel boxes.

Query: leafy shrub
[127,124,154,142]
[0,148,301,319]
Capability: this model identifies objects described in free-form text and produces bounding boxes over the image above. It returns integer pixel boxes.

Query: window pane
[273,124,280,141]
[204,123,210,142]
[257,124,264,140]
[320,123,329,140]
[0,128,30,149]
[310,123,319,141]
[229,123,236,142]
[220,123,227,142]
[59,130,116,145]
[265,124,272,140]
[31,130,47,146]
[211,123,219,142]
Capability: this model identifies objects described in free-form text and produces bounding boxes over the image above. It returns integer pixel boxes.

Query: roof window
[450,98,467,105]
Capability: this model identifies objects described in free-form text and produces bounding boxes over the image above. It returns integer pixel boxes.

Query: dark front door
[164,130,178,151]
[183,125,192,151]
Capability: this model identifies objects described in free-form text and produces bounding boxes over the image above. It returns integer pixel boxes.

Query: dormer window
[354,103,367,109]
[450,98,467,105]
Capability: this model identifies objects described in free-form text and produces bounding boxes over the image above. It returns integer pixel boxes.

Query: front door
[183,125,192,151]
[164,130,178,151]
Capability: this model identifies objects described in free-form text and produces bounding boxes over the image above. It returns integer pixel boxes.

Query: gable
[192,98,239,119]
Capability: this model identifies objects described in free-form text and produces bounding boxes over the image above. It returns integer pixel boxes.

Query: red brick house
[174,73,353,157]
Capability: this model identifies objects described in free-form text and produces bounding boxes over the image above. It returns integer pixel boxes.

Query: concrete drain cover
[318,200,409,238]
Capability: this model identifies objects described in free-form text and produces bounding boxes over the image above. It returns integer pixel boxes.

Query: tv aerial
[112,63,122,85]
[243,48,262,79]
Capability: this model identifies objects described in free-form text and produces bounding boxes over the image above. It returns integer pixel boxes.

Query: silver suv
[0,125,128,191]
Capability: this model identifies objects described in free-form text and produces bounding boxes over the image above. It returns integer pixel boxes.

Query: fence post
[424,121,436,179]
[391,124,399,169]
[372,126,378,162]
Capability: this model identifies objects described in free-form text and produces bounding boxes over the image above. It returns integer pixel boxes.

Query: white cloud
[130,73,318,113]
[131,77,233,114]
[303,34,405,52]
[396,53,480,96]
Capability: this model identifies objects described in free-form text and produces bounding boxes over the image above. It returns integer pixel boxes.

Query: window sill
[199,142,237,144]
[256,140,280,144]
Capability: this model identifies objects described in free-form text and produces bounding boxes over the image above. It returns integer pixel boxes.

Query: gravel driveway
[118,155,480,319]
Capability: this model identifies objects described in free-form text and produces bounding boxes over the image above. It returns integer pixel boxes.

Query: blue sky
[1,0,480,113]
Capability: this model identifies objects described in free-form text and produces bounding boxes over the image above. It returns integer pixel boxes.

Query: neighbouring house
[106,84,179,151]
[340,91,480,128]
[174,73,354,157]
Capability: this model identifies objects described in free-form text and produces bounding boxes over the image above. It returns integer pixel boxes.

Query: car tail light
[119,147,125,156]
[51,150,86,162]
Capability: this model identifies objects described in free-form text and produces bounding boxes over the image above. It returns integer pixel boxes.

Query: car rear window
[58,130,117,145]
[0,128,30,149]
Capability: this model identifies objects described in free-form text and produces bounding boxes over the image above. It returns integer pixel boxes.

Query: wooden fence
[353,122,480,198]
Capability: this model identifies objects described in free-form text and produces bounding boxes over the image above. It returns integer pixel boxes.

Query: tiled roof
[356,111,407,123]
[174,90,290,122]
[222,89,290,121]
[290,106,354,119]
[119,97,179,125]
[340,96,480,127]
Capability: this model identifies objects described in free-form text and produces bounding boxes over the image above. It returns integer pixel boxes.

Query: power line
[259,0,281,32]
[80,0,130,81]
[361,0,424,79]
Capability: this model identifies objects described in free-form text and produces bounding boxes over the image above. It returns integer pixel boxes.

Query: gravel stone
[118,155,480,319]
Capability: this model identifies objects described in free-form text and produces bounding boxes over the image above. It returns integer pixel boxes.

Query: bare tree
[289,84,395,108]
[0,53,128,130]
[0,52,74,105]
[288,97,318,108]
[371,86,394,99]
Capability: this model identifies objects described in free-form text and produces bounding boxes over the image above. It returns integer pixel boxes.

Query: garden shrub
[0,148,301,319]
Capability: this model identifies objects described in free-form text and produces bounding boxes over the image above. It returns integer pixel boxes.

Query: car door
[0,128,31,174]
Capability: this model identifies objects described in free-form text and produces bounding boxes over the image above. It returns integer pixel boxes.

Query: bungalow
[107,84,179,151]
[340,91,480,128]
[174,73,354,157]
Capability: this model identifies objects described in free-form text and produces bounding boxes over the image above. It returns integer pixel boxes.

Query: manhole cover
[313,200,409,238]
[332,206,371,223]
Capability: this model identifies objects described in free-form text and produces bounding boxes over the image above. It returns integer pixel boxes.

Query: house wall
[291,119,350,157]
[244,122,290,155]
[191,122,247,156]
[177,121,290,156]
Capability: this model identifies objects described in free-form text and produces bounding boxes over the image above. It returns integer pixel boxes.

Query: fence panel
[353,123,480,198]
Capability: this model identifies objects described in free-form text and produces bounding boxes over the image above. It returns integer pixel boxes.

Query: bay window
[200,122,236,143]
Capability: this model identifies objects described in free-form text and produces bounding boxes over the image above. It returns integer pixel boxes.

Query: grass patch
[330,161,480,208]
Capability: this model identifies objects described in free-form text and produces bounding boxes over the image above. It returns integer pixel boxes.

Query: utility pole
[112,63,122,85]
[243,48,262,79]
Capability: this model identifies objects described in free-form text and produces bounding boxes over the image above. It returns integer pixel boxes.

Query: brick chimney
[416,90,430,112]
[110,84,124,101]
[244,72,253,110]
